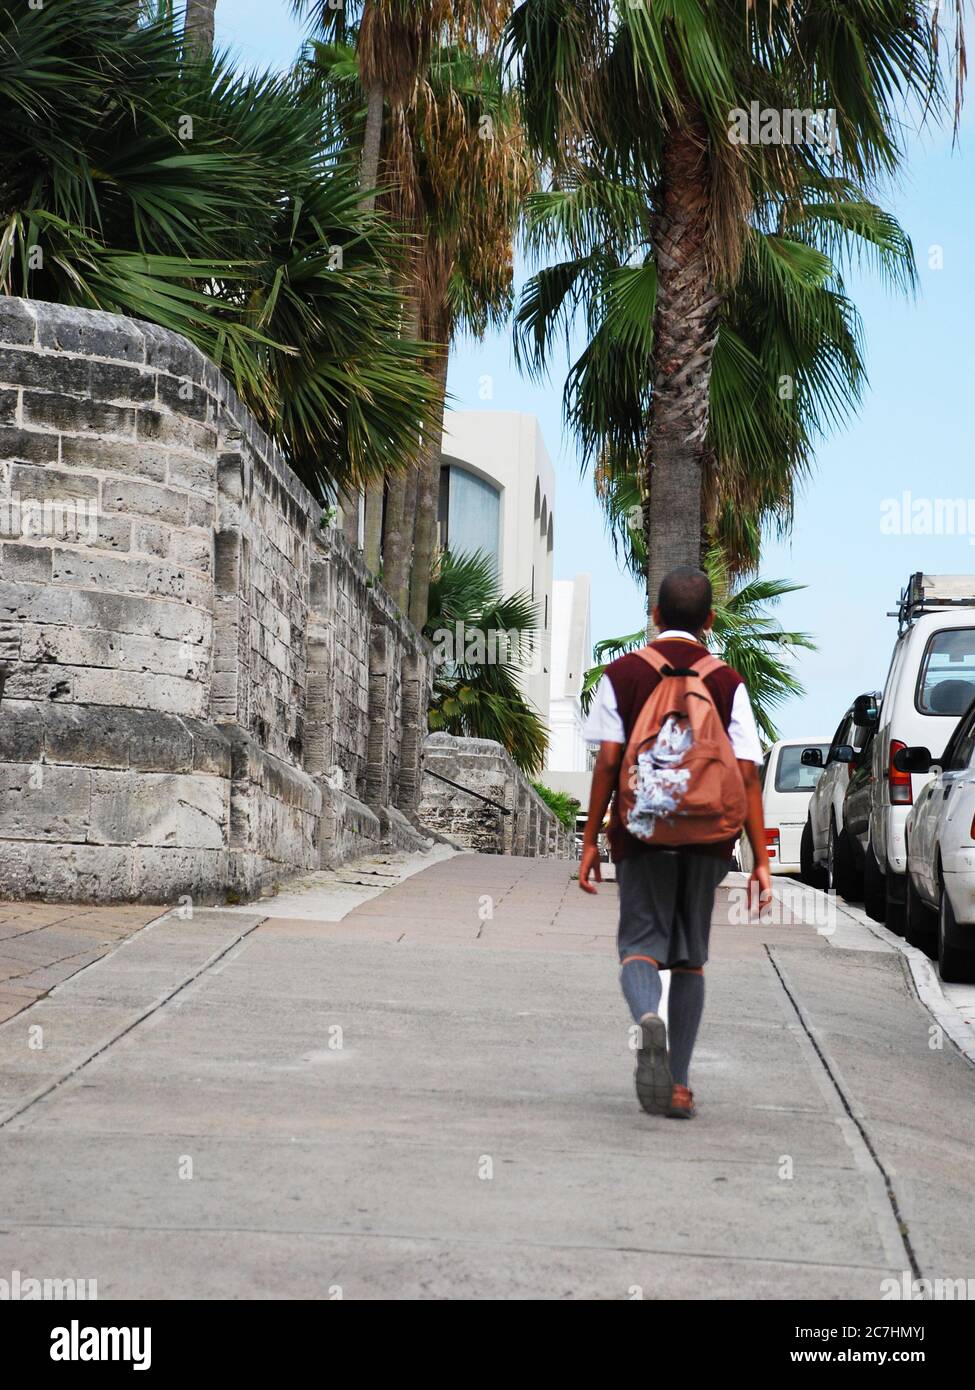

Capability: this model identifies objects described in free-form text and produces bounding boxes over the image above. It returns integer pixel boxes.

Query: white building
[439,411,555,722]
[546,575,592,772]
[541,575,595,815]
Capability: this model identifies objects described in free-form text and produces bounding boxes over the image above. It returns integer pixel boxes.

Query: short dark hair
[657,567,713,634]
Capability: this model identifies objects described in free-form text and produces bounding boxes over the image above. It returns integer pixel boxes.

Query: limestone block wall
[417,734,575,858]
[0,298,432,902]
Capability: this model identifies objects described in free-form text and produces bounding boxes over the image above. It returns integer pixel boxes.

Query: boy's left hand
[748,862,773,917]
[578,843,602,894]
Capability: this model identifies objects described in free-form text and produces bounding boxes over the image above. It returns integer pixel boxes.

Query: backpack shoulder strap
[688,652,725,680]
[635,645,670,675]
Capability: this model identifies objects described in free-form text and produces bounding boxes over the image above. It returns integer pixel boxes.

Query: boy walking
[579,567,771,1118]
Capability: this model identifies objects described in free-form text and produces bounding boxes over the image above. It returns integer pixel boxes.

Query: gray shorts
[617,848,732,970]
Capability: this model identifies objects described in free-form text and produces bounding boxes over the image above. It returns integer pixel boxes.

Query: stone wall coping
[2,296,319,520]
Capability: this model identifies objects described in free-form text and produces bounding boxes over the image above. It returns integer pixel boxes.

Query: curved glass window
[439,464,501,574]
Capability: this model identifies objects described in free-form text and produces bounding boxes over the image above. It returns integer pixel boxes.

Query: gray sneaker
[635,1012,672,1115]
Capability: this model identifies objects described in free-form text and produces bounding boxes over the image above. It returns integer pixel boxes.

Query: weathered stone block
[71,667,204,716]
[0,700,45,763]
[35,304,144,362]
[132,521,170,557]
[156,372,211,421]
[88,361,156,405]
[0,347,90,396]
[137,407,215,455]
[0,764,91,841]
[166,451,215,495]
[0,299,36,347]
[0,578,75,625]
[169,530,212,573]
[68,586,210,643]
[51,549,149,594]
[142,323,205,381]
[0,842,136,902]
[23,391,136,437]
[61,434,169,482]
[21,623,122,669]
[90,770,227,848]
[101,478,189,526]
[43,704,189,773]
[1,542,52,584]
[4,664,75,702]
[0,428,59,466]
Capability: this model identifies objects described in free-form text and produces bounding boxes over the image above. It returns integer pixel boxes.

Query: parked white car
[799,704,876,896]
[740,739,830,876]
[863,574,975,932]
[900,703,975,982]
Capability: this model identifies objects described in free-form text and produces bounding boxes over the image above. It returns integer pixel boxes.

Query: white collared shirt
[583,630,764,763]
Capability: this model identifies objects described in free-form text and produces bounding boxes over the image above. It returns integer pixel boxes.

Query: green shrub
[531,782,580,830]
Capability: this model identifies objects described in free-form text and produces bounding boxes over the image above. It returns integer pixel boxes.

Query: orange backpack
[616,646,747,847]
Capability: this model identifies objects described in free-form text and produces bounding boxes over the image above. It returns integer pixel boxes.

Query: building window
[438,464,501,573]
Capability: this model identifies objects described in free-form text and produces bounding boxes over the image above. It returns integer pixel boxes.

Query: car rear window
[916,629,975,716]
[775,745,829,792]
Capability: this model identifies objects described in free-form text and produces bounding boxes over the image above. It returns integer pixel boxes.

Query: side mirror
[832,745,855,764]
[852,693,880,728]
[801,747,824,767]
[892,745,933,775]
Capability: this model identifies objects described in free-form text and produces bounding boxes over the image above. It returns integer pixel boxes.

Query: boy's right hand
[578,842,602,894]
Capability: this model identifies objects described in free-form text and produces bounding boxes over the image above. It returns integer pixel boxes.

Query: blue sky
[215,2,975,740]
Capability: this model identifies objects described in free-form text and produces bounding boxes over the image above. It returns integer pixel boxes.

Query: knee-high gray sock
[668,971,705,1087]
[620,957,662,1024]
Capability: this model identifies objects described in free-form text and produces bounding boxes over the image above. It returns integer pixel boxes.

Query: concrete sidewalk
[1,852,973,1300]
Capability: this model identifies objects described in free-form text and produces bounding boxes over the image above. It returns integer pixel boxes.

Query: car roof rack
[889,572,975,634]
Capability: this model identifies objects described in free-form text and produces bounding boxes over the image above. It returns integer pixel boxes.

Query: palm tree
[294,2,513,555]
[404,46,533,628]
[425,549,548,774]
[506,0,967,604]
[580,550,814,743]
[306,30,532,620]
[1,0,436,500]
[516,168,912,579]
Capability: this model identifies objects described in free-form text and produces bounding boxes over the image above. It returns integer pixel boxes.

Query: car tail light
[765,828,779,860]
[889,740,913,805]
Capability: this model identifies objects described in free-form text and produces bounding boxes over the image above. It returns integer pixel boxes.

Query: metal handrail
[423,767,511,815]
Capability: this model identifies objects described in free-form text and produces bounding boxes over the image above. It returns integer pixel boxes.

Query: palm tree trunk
[340,489,360,548]
[408,325,450,630]
[382,468,415,614]
[355,77,386,567]
[643,115,720,613]
[382,301,422,611]
[183,0,217,55]
[359,81,385,206]
[363,481,384,571]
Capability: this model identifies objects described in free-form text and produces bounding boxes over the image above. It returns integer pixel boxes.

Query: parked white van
[863,574,975,931]
[739,738,830,876]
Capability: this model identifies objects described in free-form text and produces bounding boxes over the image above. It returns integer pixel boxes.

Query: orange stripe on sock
[621,954,660,969]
